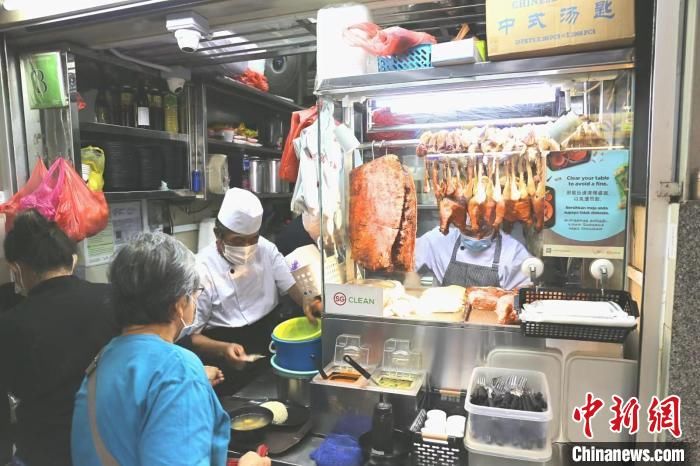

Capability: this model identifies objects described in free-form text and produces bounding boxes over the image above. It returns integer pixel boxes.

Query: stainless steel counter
[222,370,323,466]
[222,369,570,465]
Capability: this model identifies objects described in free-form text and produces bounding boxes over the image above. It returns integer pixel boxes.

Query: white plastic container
[315,4,374,88]
[464,366,552,462]
[431,38,483,66]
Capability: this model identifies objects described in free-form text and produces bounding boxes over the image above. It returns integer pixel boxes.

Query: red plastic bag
[20,158,108,241]
[279,106,318,183]
[233,69,270,92]
[54,158,109,242]
[368,107,416,141]
[343,22,436,56]
[0,159,47,233]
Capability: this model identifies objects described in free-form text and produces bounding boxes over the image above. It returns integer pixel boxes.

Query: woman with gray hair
[71,232,269,466]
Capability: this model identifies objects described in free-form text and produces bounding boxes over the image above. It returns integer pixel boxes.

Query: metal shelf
[209,76,303,112]
[258,192,293,199]
[80,122,188,142]
[208,139,282,158]
[104,189,198,202]
[207,191,292,200]
[316,48,635,97]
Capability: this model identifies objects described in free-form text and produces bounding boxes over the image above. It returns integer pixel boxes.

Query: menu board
[543,149,629,259]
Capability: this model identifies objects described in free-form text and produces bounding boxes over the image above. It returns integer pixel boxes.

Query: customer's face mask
[223,244,258,265]
[177,295,197,341]
[460,234,493,252]
[9,264,25,296]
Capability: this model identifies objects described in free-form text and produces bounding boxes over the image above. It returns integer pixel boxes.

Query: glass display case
[317,51,635,325]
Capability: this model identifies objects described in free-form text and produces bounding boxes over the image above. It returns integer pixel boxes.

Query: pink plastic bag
[343,22,436,56]
[0,159,47,232]
[18,157,65,220]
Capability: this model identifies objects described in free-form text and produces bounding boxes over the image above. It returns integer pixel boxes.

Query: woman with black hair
[0,209,118,466]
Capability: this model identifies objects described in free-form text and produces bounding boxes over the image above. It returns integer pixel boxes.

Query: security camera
[174,29,201,53]
[166,77,186,94]
[162,66,191,94]
[166,12,209,53]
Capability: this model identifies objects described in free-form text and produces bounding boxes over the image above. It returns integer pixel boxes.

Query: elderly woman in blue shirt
[71,232,269,466]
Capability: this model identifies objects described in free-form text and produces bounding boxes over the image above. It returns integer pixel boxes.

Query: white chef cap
[217,188,263,235]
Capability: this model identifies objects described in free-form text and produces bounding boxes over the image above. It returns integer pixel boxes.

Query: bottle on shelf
[135,83,151,129]
[164,92,179,133]
[94,87,110,124]
[149,86,164,131]
[109,85,121,125]
[241,154,250,190]
[120,85,135,127]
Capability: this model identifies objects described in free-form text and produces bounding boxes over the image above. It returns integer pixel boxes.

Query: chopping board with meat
[466,286,519,325]
[349,154,417,271]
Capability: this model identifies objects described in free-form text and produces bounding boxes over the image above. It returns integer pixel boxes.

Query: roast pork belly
[349,155,417,271]
[466,286,510,311]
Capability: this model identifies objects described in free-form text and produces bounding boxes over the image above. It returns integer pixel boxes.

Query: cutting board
[563,355,637,443]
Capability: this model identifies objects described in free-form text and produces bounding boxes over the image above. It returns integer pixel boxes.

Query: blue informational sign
[543,150,629,259]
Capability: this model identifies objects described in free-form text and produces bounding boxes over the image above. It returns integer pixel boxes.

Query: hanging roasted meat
[482,159,497,232]
[435,130,449,152]
[526,158,536,198]
[431,160,442,201]
[416,131,432,157]
[513,157,533,226]
[439,197,467,235]
[437,159,469,234]
[493,160,506,231]
[502,159,519,233]
[445,158,456,197]
[427,132,439,153]
[423,157,431,193]
[468,162,487,236]
[349,154,417,271]
[532,155,546,232]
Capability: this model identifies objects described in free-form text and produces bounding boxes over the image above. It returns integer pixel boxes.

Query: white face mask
[10,266,25,296]
[177,296,197,341]
[223,244,258,265]
[177,316,196,341]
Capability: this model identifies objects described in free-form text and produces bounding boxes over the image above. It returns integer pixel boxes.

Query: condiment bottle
[94,88,110,124]
[149,87,164,131]
[164,92,179,133]
[119,85,135,127]
[135,83,150,129]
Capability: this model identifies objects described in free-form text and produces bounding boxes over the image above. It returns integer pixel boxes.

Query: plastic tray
[464,367,552,462]
[378,44,432,72]
[410,389,467,466]
[517,287,639,343]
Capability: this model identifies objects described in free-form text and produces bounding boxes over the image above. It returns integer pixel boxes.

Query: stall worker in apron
[189,188,316,394]
[415,219,532,289]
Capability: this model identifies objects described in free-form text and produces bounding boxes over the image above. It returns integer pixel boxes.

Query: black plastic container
[135,145,164,190]
[102,141,138,191]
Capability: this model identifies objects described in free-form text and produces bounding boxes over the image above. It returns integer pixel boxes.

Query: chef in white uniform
[189,188,315,393]
[415,220,532,290]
